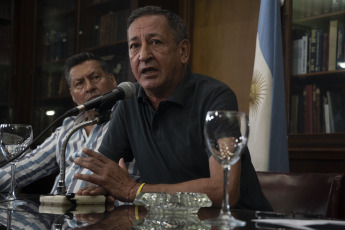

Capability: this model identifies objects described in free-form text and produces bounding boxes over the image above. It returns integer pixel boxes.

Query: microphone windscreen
[118,82,136,99]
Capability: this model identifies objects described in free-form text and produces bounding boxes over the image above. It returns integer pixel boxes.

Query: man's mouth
[141,67,158,75]
[88,95,100,101]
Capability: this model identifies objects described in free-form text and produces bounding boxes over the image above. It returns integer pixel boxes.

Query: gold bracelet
[136,183,146,197]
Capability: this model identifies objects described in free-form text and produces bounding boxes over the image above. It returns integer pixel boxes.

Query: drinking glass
[204,111,248,228]
[0,124,33,202]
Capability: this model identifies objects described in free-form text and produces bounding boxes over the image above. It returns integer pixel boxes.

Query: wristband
[136,183,146,197]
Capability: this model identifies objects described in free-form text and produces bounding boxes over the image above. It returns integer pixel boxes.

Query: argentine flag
[248,0,289,172]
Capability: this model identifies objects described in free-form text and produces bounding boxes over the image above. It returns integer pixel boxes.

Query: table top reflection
[0,194,344,230]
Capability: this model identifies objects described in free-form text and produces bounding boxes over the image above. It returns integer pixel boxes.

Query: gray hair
[127,5,188,44]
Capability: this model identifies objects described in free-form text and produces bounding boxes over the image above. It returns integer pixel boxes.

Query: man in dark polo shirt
[74,6,271,211]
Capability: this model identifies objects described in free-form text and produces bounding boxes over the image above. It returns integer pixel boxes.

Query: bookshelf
[283,0,345,173]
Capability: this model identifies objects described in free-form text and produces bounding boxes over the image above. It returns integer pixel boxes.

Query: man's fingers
[118,158,127,171]
[106,195,116,204]
[74,173,99,185]
[82,148,111,164]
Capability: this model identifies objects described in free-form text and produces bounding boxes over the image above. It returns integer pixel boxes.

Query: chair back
[257,171,345,219]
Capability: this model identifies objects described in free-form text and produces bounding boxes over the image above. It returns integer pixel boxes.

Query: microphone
[68,82,136,115]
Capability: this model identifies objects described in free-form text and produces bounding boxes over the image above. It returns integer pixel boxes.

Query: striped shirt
[0,112,140,194]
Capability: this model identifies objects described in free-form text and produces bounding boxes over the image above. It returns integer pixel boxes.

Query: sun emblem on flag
[249,70,267,117]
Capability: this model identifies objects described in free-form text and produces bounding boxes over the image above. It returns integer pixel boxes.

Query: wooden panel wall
[191,0,260,113]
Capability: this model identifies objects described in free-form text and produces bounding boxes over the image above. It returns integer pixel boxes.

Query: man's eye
[152,40,162,45]
[74,82,83,88]
[129,43,139,50]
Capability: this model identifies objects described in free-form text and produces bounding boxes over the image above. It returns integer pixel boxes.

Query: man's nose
[139,43,152,62]
[85,79,95,92]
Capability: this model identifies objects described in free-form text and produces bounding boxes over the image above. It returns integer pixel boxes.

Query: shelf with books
[292,7,345,75]
[78,0,130,51]
[289,83,345,135]
[284,0,345,173]
[290,0,345,135]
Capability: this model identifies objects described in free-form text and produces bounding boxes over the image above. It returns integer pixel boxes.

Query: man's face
[69,60,117,105]
[128,15,189,94]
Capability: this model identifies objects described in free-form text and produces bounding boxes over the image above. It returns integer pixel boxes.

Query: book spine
[326,91,335,132]
[328,20,338,71]
[301,35,308,74]
[336,23,344,69]
[315,30,323,72]
[309,29,317,72]
[332,0,341,12]
[323,96,331,133]
[322,33,329,71]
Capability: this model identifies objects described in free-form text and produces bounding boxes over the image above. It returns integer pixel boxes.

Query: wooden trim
[282,0,292,127]
[12,0,36,123]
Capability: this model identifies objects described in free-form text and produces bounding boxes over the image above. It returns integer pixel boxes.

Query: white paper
[252,218,345,230]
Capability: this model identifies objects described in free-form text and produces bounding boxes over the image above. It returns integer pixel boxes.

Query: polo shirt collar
[137,67,193,107]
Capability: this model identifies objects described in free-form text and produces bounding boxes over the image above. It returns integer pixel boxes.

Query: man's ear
[69,87,77,105]
[109,73,117,87]
[179,39,190,64]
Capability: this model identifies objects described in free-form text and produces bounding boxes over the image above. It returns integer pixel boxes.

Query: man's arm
[0,140,58,192]
[74,148,241,207]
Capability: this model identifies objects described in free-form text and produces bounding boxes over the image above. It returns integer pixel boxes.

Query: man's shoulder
[191,72,229,86]
[189,72,234,95]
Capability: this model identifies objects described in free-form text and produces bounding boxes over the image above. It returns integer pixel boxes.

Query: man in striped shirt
[0,52,139,195]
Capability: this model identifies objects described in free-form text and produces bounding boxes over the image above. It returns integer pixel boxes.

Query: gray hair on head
[127,5,188,44]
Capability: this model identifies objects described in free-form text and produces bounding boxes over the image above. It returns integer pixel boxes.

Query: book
[309,29,317,72]
[316,87,322,132]
[323,96,331,133]
[301,35,308,74]
[293,35,308,75]
[297,92,305,133]
[304,84,313,133]
[326,91,335,132]
[328,20,338,71]
[100,12,118,45]
[292,39,299,75]
[321,33,329,71]
[332,0,341,12]
[315,30,323,72]
[116,9,130,41]
[313,86,321,133]
[289,94,299,134]
[328,90,345,132]
[309,29,324,73]
[336,22,345,70]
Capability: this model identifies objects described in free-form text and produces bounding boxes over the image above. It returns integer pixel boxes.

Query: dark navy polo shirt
[99,69,272,211]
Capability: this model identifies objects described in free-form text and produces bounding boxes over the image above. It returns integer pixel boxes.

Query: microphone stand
[57,111,111,195]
